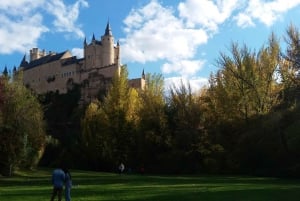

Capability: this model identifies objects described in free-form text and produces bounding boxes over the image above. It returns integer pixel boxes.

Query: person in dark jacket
[50,168,65,201]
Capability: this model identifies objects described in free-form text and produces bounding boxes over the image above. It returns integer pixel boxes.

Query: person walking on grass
[64,168,72,201]
[118,162,125,174]
[50,168,65,201]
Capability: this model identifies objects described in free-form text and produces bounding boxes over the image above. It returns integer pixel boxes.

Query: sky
[1,0,300,91]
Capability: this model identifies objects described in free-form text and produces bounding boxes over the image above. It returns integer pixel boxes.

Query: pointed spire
[13,66,17,76]
[20,54,28,67]
[92,33,95,41]
[84,37,87,46]
[22,54,26,62]
[3,65,8,76]
[105,20,112,36]
[142,68,145,79]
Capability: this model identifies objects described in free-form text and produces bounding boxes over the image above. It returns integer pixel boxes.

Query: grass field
[0,168,300,201]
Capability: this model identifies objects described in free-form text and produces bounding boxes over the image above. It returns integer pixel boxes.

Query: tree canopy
[0,73,46,176]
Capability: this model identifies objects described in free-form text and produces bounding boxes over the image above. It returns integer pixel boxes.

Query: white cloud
[71,48,84,58]
[162,59,205,77]
[45,0,88,38]
[0,0,88,54]
[121,0,300,88]
[0,0,44,15]
[235,0,300,27]
[164,76,208,93]
[122,0,250,91]
[121,0,208,81]
[0,13,48,54]
[178,0,300,29]
[178,0,239,31]
[234,13,255,28]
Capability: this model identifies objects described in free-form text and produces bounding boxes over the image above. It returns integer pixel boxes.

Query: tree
[284,24,300,72]
[210,35,281,123]
[203,34,283,173]
[275,25,300,176]
[81,65,140,170]
[137,73,170,172]
[166,81,223,173]
[280,24,300,106]
[38,84,83,168]
[81,101,109,169]
[0,73,46,176]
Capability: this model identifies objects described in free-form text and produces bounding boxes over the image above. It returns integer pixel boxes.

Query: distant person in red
[140,165,145,175]
[50,168,65,201]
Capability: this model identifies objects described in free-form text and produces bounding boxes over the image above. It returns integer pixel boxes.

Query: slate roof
[61,56,83,66]
[23,51,69,70]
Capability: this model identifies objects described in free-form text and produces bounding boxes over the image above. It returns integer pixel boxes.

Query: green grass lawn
[0,168,300,201]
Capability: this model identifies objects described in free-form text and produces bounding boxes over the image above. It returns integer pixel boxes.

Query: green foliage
[137,73,170,171]
[38,83,83,168]
[22,24,300,176]
[0,74,46,176]
[210,36,281,123]
[165,81,223,173]
[286,120,300,154]
[284,24,300,71]
[81,66,140,170]
[201,31,300,175]
[279,24,300,106]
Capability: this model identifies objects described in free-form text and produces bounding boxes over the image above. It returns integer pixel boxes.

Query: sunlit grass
[0,169,300,201]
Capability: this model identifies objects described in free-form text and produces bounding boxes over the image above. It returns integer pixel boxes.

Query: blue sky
[1,0,300,91]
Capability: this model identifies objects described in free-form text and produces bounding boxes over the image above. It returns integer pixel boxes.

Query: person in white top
[118,163,125,174]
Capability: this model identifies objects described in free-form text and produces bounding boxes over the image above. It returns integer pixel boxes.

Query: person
[50,168,65,201]
[118,162,125,174]
[140,165,145,175]
[64,169,72,201]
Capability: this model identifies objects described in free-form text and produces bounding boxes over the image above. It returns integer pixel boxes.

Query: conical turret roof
[105,21,112,36]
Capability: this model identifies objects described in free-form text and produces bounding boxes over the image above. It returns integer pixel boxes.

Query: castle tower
[83,22,119,70]
[115,40,121,67]
[29,48,47,62]
[101,21,114,66]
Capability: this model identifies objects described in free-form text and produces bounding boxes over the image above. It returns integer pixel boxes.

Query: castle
[19,22,145,102]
